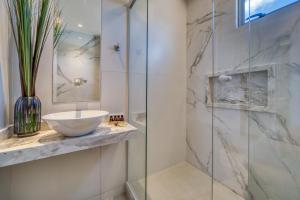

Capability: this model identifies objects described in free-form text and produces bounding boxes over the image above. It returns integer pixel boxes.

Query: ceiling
[59,0,101,35]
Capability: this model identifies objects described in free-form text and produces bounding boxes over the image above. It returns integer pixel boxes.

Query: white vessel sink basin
[42,110,109,137]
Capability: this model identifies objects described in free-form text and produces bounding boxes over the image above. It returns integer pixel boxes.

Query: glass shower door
[127,0,148,199]
[212,0,300,199]
[212,0,251,199]
[248,1,300,200]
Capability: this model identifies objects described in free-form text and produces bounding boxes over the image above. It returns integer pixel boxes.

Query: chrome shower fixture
[126,0,136,9]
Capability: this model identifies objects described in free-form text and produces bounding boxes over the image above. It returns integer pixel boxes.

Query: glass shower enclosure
[127,0,300,199]
[127,0,148,200]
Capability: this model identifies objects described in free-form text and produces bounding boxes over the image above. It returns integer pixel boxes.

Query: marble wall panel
[187,0,300,199]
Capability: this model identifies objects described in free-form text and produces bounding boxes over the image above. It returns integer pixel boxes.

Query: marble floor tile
[131,162,244,200]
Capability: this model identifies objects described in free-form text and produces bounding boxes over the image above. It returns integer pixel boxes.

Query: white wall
[101,0,128,114]
[147,0,187,174]
[0,1,11,130]
[0,0,129,199]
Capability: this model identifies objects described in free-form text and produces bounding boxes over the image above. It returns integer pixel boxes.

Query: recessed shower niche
[206,65,276,112]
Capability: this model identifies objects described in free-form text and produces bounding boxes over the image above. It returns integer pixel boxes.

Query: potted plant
[7,0,55,137]
[53,5,65,49]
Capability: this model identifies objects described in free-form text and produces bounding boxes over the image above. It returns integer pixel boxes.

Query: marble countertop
[0,123,138,168]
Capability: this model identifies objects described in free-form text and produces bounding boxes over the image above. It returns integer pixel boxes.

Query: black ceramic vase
[14,96,41,137]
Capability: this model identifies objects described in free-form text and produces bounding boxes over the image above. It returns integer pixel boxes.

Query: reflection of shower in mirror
[53,0,101,103]
[73,78,87,87]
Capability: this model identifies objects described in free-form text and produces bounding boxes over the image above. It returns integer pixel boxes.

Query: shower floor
[115,194,128,200]
[130,162,244,200]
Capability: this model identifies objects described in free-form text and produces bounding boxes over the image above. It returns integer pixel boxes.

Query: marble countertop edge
[0,123,138,168]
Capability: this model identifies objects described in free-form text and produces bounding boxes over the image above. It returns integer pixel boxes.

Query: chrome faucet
[75,103,88,118]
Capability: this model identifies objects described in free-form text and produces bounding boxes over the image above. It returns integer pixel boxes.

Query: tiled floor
[130,162,244,200]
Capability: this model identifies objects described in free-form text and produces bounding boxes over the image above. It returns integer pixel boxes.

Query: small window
[238,0,299,26]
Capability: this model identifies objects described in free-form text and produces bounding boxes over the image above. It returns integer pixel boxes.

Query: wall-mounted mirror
[53,0,101,103]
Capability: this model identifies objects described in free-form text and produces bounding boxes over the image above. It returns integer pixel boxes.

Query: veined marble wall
[248,1,300,199]
[187,0,300,199]
[186,1,214,199]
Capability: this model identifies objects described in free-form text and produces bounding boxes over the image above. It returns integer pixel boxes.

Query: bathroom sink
[42,110,109,137]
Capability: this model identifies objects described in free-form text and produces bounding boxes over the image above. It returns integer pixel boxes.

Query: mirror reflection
[53,0,101,103]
